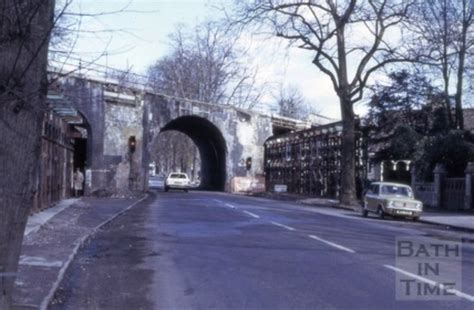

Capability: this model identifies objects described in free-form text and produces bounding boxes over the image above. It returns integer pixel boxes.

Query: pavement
[252,193,474,232]
[12,195,147,310]
[24,199,81,236]
[48,190,474,309]
[298,198,474,232]
[417,212,474,232]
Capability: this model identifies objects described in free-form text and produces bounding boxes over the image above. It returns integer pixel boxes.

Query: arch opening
[71,113,91,171]
[157,116,227,191]
[151,131,201,182]
[69,111,92,195]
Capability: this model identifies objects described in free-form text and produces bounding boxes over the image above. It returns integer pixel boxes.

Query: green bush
[414,130,474,180]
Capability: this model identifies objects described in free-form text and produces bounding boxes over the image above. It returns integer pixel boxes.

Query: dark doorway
[69,113,91,196]
[73,138,87,170]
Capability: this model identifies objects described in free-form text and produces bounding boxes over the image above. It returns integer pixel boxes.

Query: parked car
[148,175,165,189]
[189,179,201,188]
[362,182,423,221]
[165,172,190,192]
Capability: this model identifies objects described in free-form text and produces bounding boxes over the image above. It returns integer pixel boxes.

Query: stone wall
[103,94,145,195]
[59,75,278,195]
[145,93,274,191]
[62,77,147,196]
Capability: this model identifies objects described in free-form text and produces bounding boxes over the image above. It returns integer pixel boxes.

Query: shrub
[414,130,474,180]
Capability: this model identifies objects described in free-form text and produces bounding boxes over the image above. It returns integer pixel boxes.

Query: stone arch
[159,115,227,191]
[73,110,93,169]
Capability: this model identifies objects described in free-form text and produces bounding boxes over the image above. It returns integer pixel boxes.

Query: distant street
[50,190,474,310]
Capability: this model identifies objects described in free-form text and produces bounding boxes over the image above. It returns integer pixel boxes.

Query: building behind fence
[264,121,365,199]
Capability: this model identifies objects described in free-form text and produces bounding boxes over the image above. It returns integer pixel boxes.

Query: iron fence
[264,121,365,199]
[443,178,465,210]
[413,182,436,207]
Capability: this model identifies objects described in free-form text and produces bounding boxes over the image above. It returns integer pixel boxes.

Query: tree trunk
[172,145,176,171]
[339,97,357,206]
[454,10,468,130]
[334,19,357,207]
[441,1,454,128]
[0,1,55,308]
[454,57,465,130]
[442,73,453,129]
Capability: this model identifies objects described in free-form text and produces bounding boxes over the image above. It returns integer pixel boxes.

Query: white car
[165,172,190,192]
[362,182,423,221]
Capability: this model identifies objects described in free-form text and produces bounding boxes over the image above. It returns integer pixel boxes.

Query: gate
[443,178,465,210]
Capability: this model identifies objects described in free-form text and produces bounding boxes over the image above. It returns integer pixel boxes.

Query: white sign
[85,169,92,187]
[274,184,287,193]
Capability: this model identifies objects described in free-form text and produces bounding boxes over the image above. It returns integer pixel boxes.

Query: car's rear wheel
[377,206,385,219]
[164,186,169,192]
[184,189,189,193]
[412,216,420,221]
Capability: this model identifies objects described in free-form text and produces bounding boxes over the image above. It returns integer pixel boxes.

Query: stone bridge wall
[145,93,274,191]
[58,75,277,195]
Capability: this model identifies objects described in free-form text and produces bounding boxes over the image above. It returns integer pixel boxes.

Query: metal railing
[443,178,465,210]
[413,182,436,207]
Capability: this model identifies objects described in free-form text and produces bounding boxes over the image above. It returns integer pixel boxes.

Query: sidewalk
[418,211,474,232]
[13,195,148,310]
[24,199,80,236]
[299,198,474,232]
[247,192,474,233]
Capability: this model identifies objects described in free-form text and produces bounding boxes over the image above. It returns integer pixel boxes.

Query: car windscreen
[380,185,412,197]
[169,174,187,179]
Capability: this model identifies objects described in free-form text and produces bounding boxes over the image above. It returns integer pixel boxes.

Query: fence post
[433,163,446,209]
[465,162,474,211]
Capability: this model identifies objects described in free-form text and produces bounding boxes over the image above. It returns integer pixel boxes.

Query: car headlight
[387,200,395,208]
[416,202,423,210]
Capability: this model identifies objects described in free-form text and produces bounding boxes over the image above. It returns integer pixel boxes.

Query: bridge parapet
[270,115,312,134]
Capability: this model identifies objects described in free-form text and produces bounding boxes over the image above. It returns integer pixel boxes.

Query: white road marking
[308,235,356,254]
[225,203,236,209]
[271,221,296,231]
[243,210,260,218]
[384,265,474,302]
[19,256,63,268]
[162,198,210,201]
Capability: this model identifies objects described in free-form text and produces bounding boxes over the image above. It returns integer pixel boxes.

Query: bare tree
[274,84,311,119]
[409,0,474,130]
[49,0,153,81]
[0,0,55,308]
[230,0,413,205]
[1,1,155,306]
[147,22,262,109]
[152,131,201,180]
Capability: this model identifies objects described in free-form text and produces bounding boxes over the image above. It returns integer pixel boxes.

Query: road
[50,190,474,309]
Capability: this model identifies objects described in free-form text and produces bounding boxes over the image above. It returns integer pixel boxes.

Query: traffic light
[245,157,252,171]
[128,136,136,154]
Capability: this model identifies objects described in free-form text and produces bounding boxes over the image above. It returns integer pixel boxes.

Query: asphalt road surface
[50,190,474,310]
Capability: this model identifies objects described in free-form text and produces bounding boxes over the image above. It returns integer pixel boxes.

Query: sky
[61,0,373,120]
